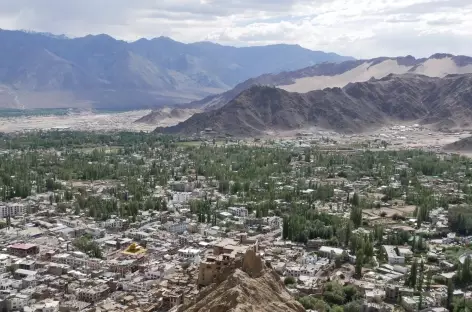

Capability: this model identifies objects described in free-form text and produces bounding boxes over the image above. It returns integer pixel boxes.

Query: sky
[0,0,471,58]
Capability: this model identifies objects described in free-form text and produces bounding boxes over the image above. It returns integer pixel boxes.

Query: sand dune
[279,57,472,93]
[413,57,472,77]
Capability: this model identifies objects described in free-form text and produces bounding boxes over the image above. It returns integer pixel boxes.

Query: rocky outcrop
[174,249,304,312]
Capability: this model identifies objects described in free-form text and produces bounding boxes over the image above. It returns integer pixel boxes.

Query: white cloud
[0,0,470,58]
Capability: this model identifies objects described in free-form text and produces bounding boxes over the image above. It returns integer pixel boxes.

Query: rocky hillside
[173,249,304,312]
[134,108,199,124]
[444,136,472,151]
[187,54,472,111]
[155,73,472,136]
[0,29,351,110]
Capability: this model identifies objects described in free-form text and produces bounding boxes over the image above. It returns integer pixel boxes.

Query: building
[145,263,176,280]
[8,244,39,257]
[51,253,103,270]
[178,248,201,262]
[6,294,31,312]
[319,246,344,259]
[197,236,258,287]
[228,207,249,218]
[165,221,188,234]
[77,285,110,303]
[382,246,405,265]
[0,203,26,218]
[100,218,125,229]
[361,302,393,312]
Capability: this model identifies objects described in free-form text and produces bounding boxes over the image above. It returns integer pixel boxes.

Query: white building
[301,254,318,265]
[286,264,318,278]
[100,218,125,229]
[51,253,103,270]
[228,207,249,218]
[121,279,155,292]
[165,222,188,234]
[383,245,405,265]
[319,246,344,259]
[171,192,192,203]
[8,294,31,311]
[178,248,201,263]
[0,203,26,218]
[286,265,302,278]
[145,263,176,280]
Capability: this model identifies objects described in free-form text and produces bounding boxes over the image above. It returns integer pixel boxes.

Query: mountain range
[0,29,352,110]
[179,54,472,111]
[155,73,472,136]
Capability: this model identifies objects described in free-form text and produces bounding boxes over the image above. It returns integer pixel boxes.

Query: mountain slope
[155,73,472,136]
[186,54,472,111]
[134,107,199,124]
[444,136,472,151]
[0,29,352,110]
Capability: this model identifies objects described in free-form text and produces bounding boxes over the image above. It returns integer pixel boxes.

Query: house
[165,221,188,234]
[382,245,405,265]
[8,244,39,257]
[228,207,249,218]
[77,285,110,303]
[0,203,26,218]
[319,246,344,259]
[178,248,201,263]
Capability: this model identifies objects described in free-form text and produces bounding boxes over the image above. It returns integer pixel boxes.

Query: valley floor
[0,111,471,155]
[0,110,156,133]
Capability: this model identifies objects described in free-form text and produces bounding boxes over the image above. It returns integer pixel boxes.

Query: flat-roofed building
[8,244,39,257]
[383,245,405,265]
[319,246,344,259]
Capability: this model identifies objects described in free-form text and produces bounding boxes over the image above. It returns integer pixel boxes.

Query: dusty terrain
[0,110,160,133]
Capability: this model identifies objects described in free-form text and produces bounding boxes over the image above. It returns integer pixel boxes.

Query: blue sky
[0,0,470,58]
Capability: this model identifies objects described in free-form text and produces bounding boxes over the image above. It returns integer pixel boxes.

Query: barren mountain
[0,29,351,110]
[155,73,472,136]
[187,54,472,111]
[444,136,472,152]
[134,107,199,125]
[173,250,304,312]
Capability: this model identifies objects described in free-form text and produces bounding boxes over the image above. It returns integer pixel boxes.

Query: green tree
[405,259,418,289]
[355,248,364,278]
[284,276,296,286]
[447,279,454,311]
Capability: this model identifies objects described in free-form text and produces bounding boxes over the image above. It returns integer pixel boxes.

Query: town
[1,130,472,312]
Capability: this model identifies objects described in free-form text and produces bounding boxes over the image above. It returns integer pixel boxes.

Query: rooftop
[8,243,38,250]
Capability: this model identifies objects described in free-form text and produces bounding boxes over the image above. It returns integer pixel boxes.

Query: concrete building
[319,246,344,259]
[51,253,103,270]
[77,285,110,303]
[228,207,249,218]
[383,246,405,265]
[100,218,125,229]
[165,221,188,234]
[0,203,26,218]
[7,243,39,257]
[178,248,201,262]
